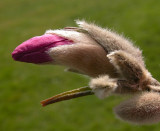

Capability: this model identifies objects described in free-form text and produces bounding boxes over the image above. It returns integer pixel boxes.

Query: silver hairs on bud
[114,92,160,125]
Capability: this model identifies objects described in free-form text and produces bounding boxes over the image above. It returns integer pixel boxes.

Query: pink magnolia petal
[12,34,73,64]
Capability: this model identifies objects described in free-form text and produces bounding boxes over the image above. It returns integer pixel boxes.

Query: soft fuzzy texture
[107,50,151,83]
[114,92,160,125]
[46,29,116,77]
[89,75,117,99]
[76,20,144,65]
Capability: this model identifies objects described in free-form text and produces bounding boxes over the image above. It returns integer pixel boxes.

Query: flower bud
[114,92,160,125]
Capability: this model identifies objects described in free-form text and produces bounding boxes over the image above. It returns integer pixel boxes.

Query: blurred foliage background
[1,0,160,130]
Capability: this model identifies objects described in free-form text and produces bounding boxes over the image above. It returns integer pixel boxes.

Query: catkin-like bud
[114,92,160,125]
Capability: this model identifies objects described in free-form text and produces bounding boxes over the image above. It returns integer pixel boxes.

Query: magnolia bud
[114,92,160,125]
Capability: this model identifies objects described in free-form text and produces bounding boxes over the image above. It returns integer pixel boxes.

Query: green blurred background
[1,0,160,130]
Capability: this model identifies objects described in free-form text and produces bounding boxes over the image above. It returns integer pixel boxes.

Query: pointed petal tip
[12,34,73,64]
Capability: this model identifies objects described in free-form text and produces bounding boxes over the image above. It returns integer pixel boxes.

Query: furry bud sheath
[114,92,160,125]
